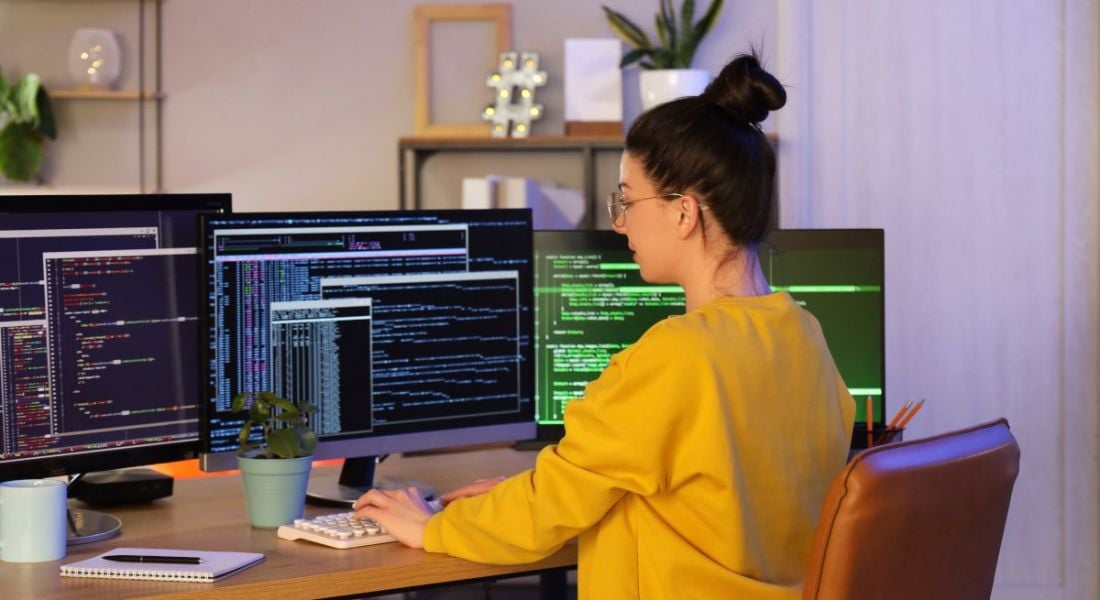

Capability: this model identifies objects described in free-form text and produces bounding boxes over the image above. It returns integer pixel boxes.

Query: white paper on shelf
[564,38,623,122]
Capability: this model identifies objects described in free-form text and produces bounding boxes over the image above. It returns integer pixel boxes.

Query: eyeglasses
[606,191,684,227]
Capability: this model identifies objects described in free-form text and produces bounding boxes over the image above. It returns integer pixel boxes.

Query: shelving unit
[398,133,778,228]
[50,89,163,101]
[398,135,625,228]
[0,0,163,193]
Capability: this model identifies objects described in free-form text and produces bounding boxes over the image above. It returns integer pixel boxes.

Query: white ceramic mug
[0,479,68,562]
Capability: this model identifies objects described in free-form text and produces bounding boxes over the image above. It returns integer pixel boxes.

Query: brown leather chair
[802,419,1020,600]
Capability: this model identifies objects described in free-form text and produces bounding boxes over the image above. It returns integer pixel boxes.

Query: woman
[354,53,855,599]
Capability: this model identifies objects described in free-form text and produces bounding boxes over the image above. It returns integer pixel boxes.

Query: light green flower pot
[237,454,313,529]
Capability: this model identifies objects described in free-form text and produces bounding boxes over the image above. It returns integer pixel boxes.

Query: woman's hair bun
[701,53,786,126]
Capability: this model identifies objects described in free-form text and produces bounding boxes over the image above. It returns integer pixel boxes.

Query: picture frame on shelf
[412,3,512,138]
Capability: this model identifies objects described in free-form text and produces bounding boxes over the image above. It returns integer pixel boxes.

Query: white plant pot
[639,68,711,110]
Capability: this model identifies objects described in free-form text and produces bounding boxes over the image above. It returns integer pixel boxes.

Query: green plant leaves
[37,85,56,140]
[14,74,42,127]
[659,0,677,66]
[267,428,302,459]
[602,6,652,49]
[237,421,253,447]
[248,397,271,423]
[0,123,43,182]
[0,72,55,182]
[231,392,249,412]
[682,0,723,67]
[621,48,653,68]
[0,76,14,120]
[695,0,723,39]
[603,0,722,70]
[301,428,318,455]
[233,390,316,458]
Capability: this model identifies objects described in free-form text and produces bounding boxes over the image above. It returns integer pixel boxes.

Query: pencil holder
[849,426,904,451]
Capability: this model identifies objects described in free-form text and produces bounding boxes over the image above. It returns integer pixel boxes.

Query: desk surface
[3,447,576,600]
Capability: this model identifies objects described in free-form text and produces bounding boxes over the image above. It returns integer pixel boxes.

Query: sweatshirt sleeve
[423,324,686,564]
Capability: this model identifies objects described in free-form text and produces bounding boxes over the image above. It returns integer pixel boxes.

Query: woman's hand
[441,476,506,506]
[352,487,434,548]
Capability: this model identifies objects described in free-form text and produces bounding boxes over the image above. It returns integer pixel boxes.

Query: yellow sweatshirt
[424,292,855,599]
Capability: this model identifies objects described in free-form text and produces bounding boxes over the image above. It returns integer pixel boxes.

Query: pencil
[886,398,914,429]
[895,398,925,430]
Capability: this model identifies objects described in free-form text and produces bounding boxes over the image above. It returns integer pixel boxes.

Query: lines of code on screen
[205,216,531,455]
[534,249,684,424]
[211,226,469,410]
[321,273,522,427]
[534,230,884,427]
[0,217,203,464]
[763,241,884,422]
[42,250,198,452]
[269,300,373,437]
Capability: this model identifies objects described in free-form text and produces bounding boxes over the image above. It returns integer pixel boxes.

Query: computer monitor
[0,193,231,538]
[198,209,534,503]
[532,228,885,442]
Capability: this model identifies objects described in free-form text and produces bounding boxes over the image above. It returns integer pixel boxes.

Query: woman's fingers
[353,487,395,510]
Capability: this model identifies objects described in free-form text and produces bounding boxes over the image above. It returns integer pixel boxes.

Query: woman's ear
[675,195,702,238]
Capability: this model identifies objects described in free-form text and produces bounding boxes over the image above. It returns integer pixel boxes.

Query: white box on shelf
[564,38,623,122]
[487,174,584,229]
[461,177,495,209]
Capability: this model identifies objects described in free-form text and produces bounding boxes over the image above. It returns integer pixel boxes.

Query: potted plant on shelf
[0,70,57,183]
[233,391,318,529]
[602,0,723,110]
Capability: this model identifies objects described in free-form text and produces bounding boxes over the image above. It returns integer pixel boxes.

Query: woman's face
[614,152,680,284]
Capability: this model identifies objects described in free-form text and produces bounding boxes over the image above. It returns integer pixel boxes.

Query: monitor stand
[64,468,173,545]
[305,456,438,508]
[66,507,122,546]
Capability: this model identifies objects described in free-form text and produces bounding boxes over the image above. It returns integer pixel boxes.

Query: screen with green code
[533,229,884,439]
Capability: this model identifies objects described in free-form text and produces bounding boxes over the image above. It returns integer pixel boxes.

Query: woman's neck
[682,246,772,312]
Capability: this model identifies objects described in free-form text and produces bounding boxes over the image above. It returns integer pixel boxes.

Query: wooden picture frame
[413,3,512,137]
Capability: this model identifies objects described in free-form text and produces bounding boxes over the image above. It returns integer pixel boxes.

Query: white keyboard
[277,512,396,549]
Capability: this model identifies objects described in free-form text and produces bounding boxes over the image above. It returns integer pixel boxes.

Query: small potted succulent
[233,391,318,529]
[0,70,57,183]
[602,0,724,109]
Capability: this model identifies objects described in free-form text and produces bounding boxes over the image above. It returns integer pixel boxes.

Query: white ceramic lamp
[67,28,122,89]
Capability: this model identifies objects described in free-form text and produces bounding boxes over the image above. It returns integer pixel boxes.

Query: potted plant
[233,391,318,529]
[0,71,56,183]
[602,0,723,110]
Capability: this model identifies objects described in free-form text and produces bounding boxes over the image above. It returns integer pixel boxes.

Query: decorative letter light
[482,51,547,138]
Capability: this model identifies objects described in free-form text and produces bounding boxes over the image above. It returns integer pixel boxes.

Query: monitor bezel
[197,209,536,472]
[532,227,886,442]
[0,193,232,482]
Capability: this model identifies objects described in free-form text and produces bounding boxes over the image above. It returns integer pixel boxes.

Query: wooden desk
[3,448,576,599]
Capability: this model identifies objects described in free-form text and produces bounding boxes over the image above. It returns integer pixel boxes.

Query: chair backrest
[802,419,1020,600]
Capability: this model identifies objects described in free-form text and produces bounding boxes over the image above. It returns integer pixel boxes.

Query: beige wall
[0,0,774,207]
[158,0,774,212]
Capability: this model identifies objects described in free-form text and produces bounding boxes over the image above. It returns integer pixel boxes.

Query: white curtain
[775,1,1099,598]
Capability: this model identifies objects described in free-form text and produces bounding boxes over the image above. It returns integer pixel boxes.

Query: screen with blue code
[198,210,534,469]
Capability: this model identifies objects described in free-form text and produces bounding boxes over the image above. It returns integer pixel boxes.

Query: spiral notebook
[60,547,264,582]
